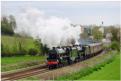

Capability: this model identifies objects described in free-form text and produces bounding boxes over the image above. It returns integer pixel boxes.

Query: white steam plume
[14,8,82,48]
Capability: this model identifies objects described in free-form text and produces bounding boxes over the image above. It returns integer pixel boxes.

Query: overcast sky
[1,1,120,26]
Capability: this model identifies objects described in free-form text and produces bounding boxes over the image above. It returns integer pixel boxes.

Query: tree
[41,44,49,55]
[1,15,16,35]
[92,26,103,41]
[1,43,4,57]
[108,26,120,42]
[28,48,38,56]
[17,42,26,56]
[34,39,49,55]
[110,41,120,51]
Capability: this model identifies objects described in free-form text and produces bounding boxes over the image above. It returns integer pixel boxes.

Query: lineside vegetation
[56,51,120,80]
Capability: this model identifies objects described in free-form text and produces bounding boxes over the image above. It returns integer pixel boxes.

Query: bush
[1,45,13,57]
[17,49,26,56]
[1,46,27,57]
[2,50,15,57]
[1,42,27,57]
[34,39,49,55]
[110,41,120,51]
[28,48,38,56]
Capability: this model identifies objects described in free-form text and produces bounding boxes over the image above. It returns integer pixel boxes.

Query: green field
[1,35,37,52]
[1,56,46,66]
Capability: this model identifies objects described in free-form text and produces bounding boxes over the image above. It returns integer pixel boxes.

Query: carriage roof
[88,42,102,46]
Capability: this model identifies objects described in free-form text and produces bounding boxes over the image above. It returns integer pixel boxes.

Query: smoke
[14,8,81,48]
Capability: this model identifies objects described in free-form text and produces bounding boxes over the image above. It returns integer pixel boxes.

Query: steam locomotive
[47,42,103,69]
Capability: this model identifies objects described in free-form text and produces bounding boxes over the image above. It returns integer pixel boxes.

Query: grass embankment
[81,53,120,80]
[57,51,120,80]
[1,56,46,72]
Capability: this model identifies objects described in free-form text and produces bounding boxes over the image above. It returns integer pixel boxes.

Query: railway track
[2,50,105,81]
[1,65,49,81]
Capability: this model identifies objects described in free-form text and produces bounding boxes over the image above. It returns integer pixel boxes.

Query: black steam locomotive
[47,42,103,69]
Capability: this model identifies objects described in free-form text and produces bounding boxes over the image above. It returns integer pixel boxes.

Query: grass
[81,53,120,80]
[57,51,120,80]
[20,76,40,80]
[1,56,45,66]
[1,56,46,72]
[1,35,38,52]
